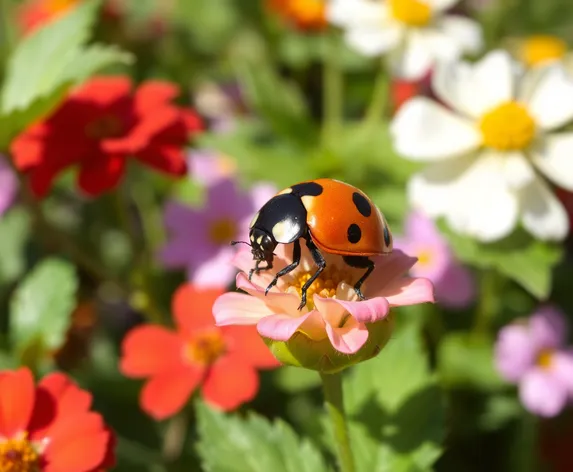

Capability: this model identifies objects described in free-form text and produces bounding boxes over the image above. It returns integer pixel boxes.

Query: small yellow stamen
[520,35,567,67]
[537,349,553,370]
[479,101,536,151]
[291,265,350,310]
[0,434,39,472]
[185,330,226,365]
[417,249,433,267]
[208,219,237,245]
[389,0,432,27]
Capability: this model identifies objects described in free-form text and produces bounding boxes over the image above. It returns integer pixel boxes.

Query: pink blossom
[213,243,434,356]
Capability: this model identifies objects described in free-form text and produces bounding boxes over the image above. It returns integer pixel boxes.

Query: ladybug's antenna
[231,240,252,247]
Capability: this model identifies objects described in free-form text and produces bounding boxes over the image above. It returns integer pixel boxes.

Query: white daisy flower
[391,50,573,242]
[326,0,483,80]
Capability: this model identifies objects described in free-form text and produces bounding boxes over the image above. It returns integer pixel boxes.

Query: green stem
[320,372,355,472]
[162,413,189,463]
[364,67,389,126]
[473,269,498,335]
[321,32,343,147]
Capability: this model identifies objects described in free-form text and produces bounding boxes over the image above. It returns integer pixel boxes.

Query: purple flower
[394,211,475,308]
[0,156,18,216]
[495,306,573,417]
[159,177,276,288]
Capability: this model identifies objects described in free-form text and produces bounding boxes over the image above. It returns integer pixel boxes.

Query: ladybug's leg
[298,238,326,311]
[264,239,301,295]
[249,260,273,281]
[342,256,374,301]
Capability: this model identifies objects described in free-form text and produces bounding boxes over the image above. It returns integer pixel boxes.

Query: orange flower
[0,367,115,471]
[119,284,279,420]
[17,0,81,34]
[267,0,327,31]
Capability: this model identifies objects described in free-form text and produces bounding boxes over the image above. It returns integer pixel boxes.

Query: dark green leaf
[196,401,331,472]
[0,207,31,284]
[9,258,78,356]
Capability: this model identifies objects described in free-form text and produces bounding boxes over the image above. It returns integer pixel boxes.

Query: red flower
[267,0,327,31]
[119,283,280,420]
[0,367,115,471]
[11,76,203,197]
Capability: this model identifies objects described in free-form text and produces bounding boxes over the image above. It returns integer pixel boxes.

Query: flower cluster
[120,284,279,419]
[0,367,114,471]
[495,306,573,417]
[11,76,202,198]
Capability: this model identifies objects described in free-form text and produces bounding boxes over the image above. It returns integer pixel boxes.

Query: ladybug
[233,179,393,310]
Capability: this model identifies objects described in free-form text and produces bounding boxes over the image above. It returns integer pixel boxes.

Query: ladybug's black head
[249,227,277,264]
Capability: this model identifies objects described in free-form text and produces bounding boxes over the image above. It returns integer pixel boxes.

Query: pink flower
[189,150,238,186]
[213,243,434,371]
[158,177,276,288]
[495,306,573,417]
[394,211,476,309]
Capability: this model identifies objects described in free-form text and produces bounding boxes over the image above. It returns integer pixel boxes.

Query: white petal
[438,15,483,55]
[392,30,449,80]
[526,65,573,130]
[407,153,475,218]
[446,151,520,242]
[432,50,515,118]
[426,0,460,11]
[327,0,387,27]
[520,175,569,240]
[502,151,536,189]
[391,97,481,160]
[345,25,401,57]
[531,133,573,191]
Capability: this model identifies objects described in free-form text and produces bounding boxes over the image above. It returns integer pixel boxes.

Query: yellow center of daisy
[389,0,432,27]
[0,435,39,472]
[537,349,554,370]
[479,101,536,151]
[291,265,351,310]
[185,330,226,365]
[208,218,237,245]
[521,35,567,67]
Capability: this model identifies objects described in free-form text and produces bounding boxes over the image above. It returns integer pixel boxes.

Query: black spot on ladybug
[383,225,391,247]
[290,182,323,197]
[352,192,371,217]
[347,224,362,244]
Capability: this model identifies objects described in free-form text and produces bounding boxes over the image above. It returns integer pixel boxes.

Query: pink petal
[551,350,573,394]
[382,277,435,307]
[366,250,419,295]
[530,306,568,350]
[313,296,390,324]
[495,324,537,382]
[213,292,274,326]
[236,273,301,314]
[232,248,254,274]
[520,368,568,417]
[257,311,317,341]
[190,246,238,288]
[324,319,369,354]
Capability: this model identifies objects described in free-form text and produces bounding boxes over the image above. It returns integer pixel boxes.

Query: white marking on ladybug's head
[256,235,264,245]
[250,234,255,242]
[249,212,260,229]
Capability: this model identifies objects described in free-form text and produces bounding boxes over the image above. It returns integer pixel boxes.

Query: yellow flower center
[185,330,226,365]
[389,0,432,27]
[208,218,237,245]
[0,435,39,472]
[479,101,536,151]
[291,265,350,310]
[537,349,554,370]
[417,248,433,267]
[520,35,567,67]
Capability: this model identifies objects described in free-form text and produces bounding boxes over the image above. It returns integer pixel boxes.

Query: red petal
[39,372,92,414]
[43,412,110,472]
[135,81,180,113]
[0,368,35,438]
[28,164,63,198]
[119,325,184,377]
[140,368,202,420]
[181,110,204,133]
[72,76,133,106]
[77,153,126,196]
[135,144,187,176]
[172,284,224,335]
[222,326,281,369]
[202,357,259,411]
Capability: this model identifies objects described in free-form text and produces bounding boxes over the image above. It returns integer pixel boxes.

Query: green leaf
[9,258,78,356]
[341,324,444,471]
[437,332,505,391]
[0,0,132,145]
[196,402,331,472]
[0,207,31,284]
[439,224,563,300]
